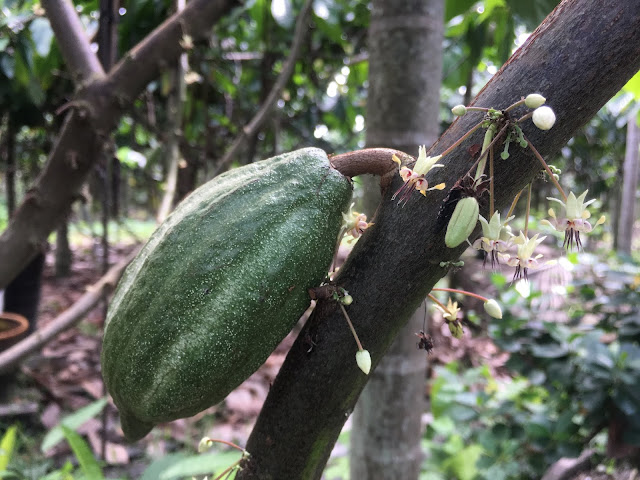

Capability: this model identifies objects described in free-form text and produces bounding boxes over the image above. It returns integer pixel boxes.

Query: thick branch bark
[0,248,138,375]
[41,0,105,83]
[237,1,640,478]
[211,0,313,176]
[0,0,239,290]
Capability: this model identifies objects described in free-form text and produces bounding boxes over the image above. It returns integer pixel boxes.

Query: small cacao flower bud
[452,105,467,116]
[483,299,503,319]
[356,349,371,375]
[525,93,546,108]
[532,106,556,130]
[445,197,479,248]
[198,436,214,453]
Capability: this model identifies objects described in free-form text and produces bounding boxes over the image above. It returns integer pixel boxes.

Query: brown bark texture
[237,1,640,478]
[0,0,239,290]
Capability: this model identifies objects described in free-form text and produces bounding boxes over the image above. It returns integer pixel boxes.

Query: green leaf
[0,54,15,79]
[0,426,17,470]
[41,397,108,452]
[61,426,104,480]
[445,0,477,22]
[0,472,23,479]
[530,342,569,358]
[622,70,640,100]
[505,0,561,30]
[159,452,243,479]
[443,444,483,480]
[140,453,190,480]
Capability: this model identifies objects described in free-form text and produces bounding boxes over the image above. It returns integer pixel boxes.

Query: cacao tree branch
[0,0,239,290]
[41,0,105,83]
[237,1,640,478]
[0,248,139,375]
[211,0,313,176]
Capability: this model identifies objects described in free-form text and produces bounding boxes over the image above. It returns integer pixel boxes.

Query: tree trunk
[0,0,238,290]
[157,32,187,222]
[617,112,639,255]
[350,1,444,478]
[6,115,16,218]
[98,0,118,69]
[55,209,72,277]
[237,1,640,478]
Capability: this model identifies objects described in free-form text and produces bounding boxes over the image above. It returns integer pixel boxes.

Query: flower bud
[341,294,353,306]
[532,106,556,130]
[198,436,214,453]
[452,105,467,116]
[445,197,479,248]
[483,299,503,319]
[525,93,546,109]
[356,349,371,375]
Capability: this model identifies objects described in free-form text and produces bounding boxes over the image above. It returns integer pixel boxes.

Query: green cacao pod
[102,148,352,441]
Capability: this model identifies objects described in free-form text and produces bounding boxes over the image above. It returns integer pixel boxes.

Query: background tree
[618,113,639,255]
[350,1,444,478]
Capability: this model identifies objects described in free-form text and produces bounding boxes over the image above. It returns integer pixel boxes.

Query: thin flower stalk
[523,133,567,201]
[475,123,497,181]
[438,120,485,158]
[432,287,488,302]
[524,182,532,236]
[339,303,364,351]
[489,145,495,214]
[506,188,524,219]
[464,122,511,182]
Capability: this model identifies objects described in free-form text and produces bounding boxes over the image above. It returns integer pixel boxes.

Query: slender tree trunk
[617,113,639,255]
[55,209,72,277]
[0,0,237,290]
[157,0,187,223]
[351,1,444,479]
[6,116,16,218]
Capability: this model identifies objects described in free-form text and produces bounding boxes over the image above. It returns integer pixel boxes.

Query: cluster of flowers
[337,94,605,374]
[392,93,605,281]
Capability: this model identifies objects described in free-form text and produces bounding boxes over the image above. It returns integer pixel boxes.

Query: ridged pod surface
[101,148,352,441]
